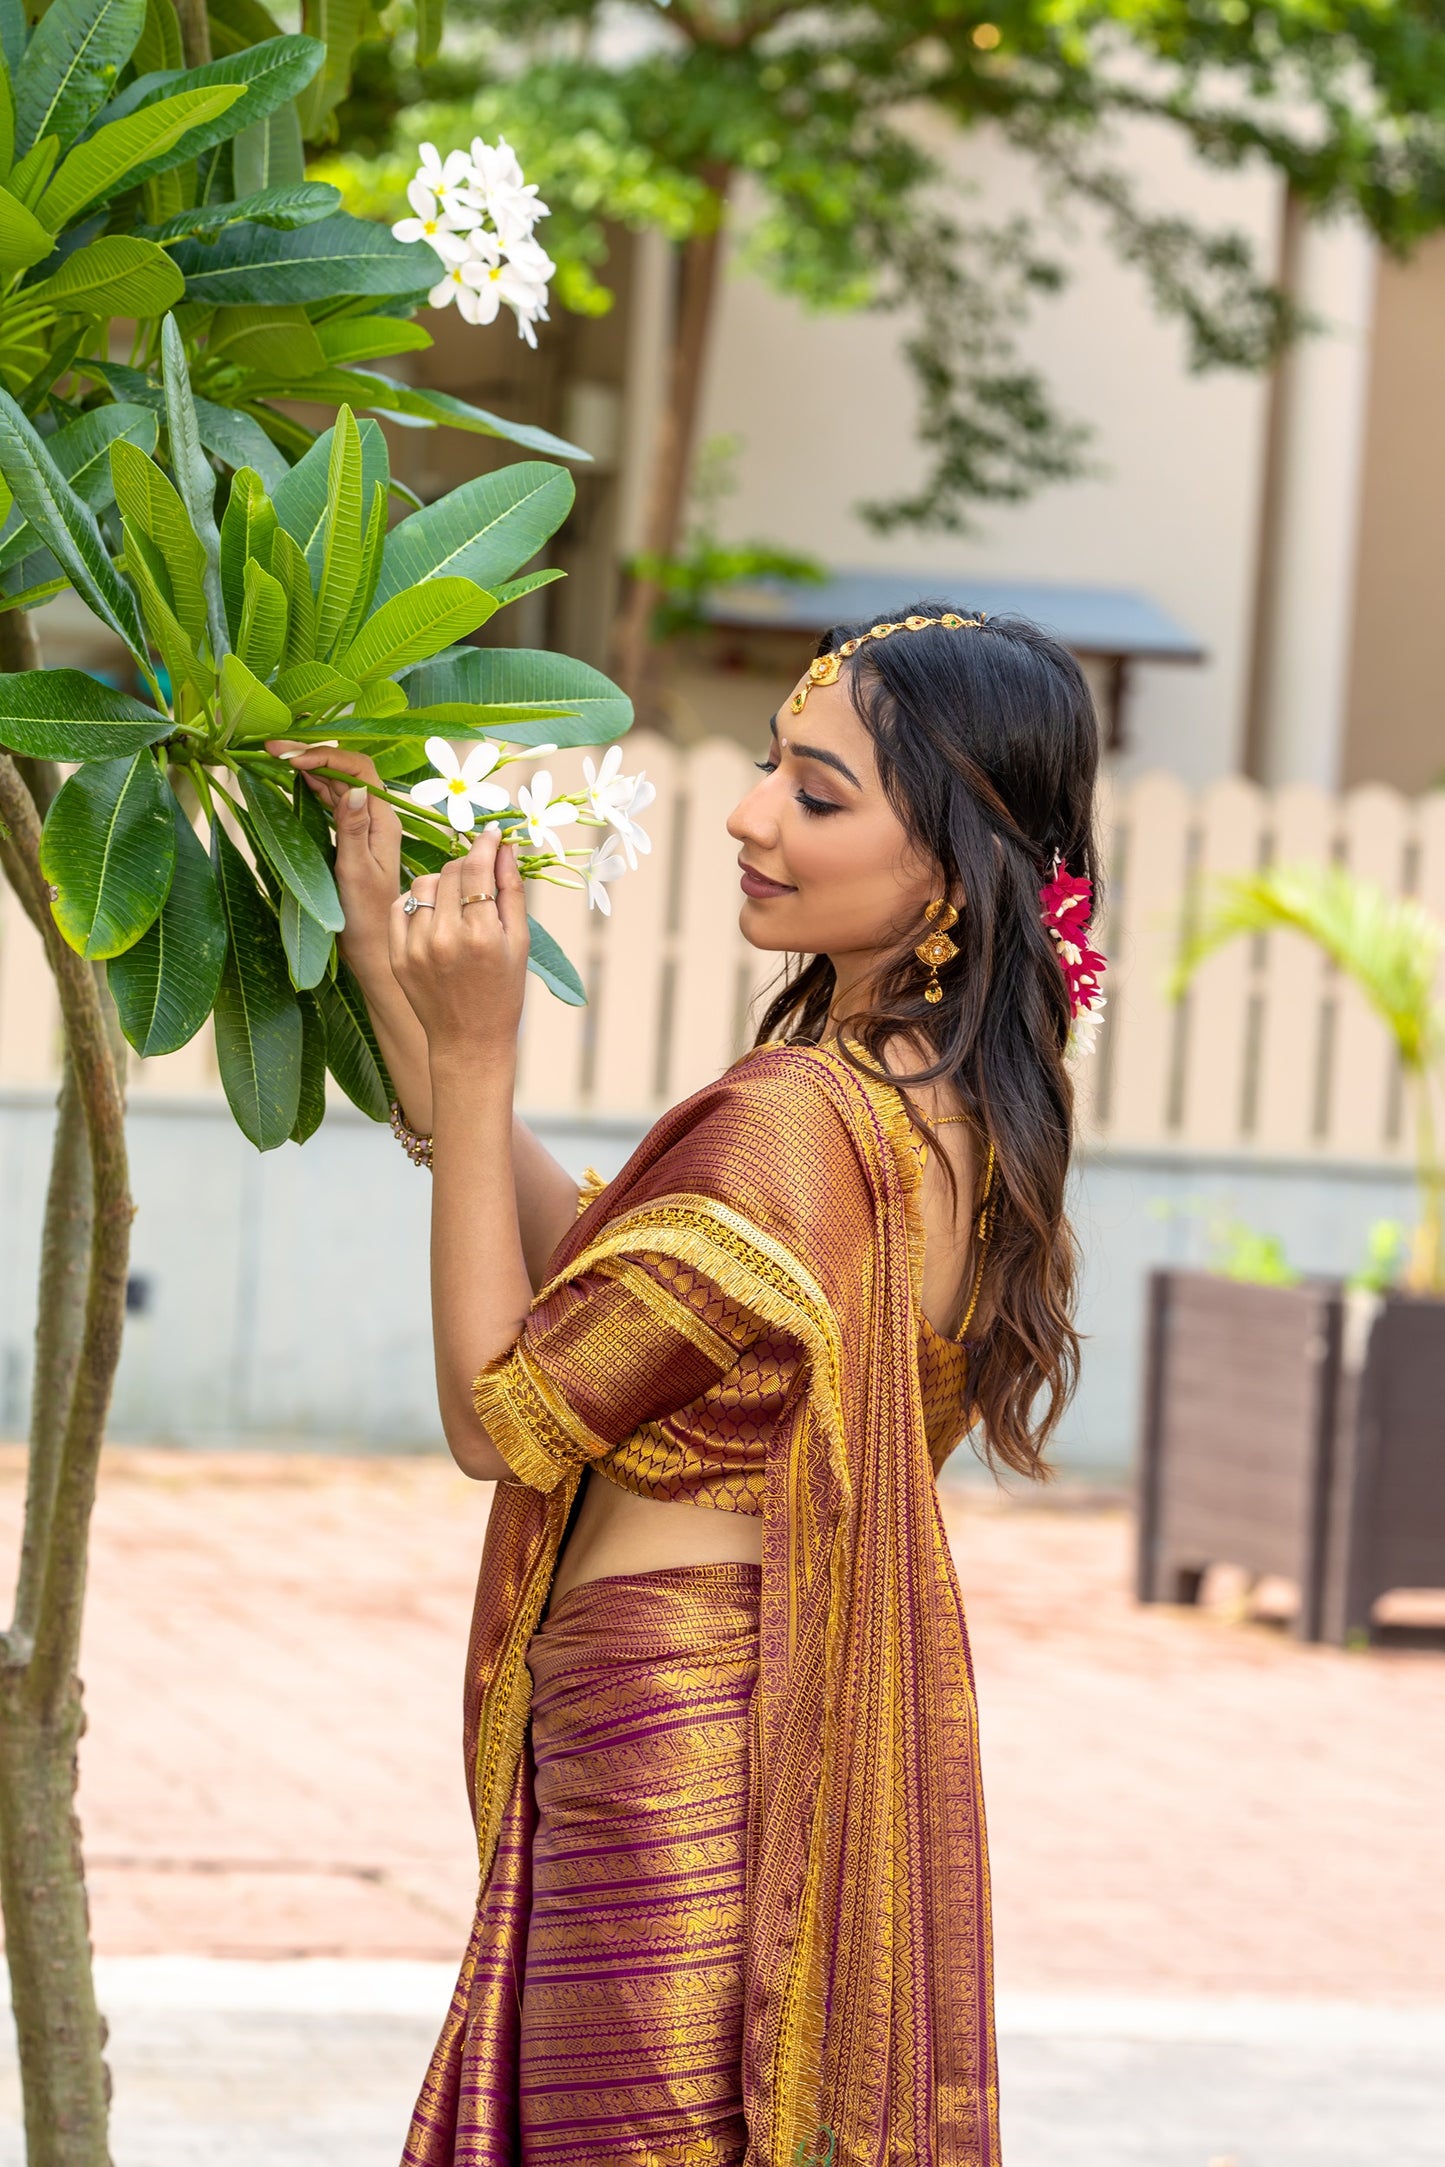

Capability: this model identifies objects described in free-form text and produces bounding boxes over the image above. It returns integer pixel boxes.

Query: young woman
[279,605,1100,2167]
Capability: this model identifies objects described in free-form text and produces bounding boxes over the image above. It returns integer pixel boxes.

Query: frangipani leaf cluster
[0,0,576,536]
[0,321,632,1152]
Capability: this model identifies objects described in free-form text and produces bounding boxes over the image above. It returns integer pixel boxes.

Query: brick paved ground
[0,1444,1438,2001]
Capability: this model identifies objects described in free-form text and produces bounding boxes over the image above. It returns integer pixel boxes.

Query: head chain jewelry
[789,612,986,714]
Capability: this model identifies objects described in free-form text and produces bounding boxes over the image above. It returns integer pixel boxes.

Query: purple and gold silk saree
[404,1042,1001,2167]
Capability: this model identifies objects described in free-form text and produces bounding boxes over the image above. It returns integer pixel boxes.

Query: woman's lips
[739,865,795,900]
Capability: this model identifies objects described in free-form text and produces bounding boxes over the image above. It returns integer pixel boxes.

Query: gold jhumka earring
[915,899,960,1004]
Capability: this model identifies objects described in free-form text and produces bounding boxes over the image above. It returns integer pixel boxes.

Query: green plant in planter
[0,318,630,1150]
[1175,862,1445,1293]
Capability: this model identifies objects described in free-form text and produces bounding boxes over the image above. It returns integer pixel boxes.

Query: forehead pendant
[788,612,984,712]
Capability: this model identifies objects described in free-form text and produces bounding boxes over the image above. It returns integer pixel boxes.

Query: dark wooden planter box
[1136,1270,1445,1644]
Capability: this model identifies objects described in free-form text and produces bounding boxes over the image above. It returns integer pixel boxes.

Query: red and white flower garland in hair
[1039,862,1108,1058]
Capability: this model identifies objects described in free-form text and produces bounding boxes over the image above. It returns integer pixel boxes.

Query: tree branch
[0,756,132,1727]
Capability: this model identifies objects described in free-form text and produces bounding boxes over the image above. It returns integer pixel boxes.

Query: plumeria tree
[0,288,633,2157]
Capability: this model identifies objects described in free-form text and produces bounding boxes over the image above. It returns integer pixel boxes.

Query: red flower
[1039,865,1106,1022]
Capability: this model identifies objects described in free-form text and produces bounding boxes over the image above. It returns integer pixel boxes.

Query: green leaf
[7,137,58,212]
[121,517,212,697]
[0,52,15,183]
[0,574,67,612]
[314,402,362,660]
[274,659,357,712]
[376,462,572,608]
[315,959,389,1121]
[337,577,496,684]
[351,674,406,717]
[0,386,148,662]
[0,0,25,82]
[296,0,361,141]
[281,888,331,992]
[206,301,326,378]
[0,401,157,578]
[0,669,169,759]
[121,36,325,194]
[414,0,442,67]
[161,313,227,659]
[218,649,288,739]
[170,212,442,306]
[492,566,566,609]
[313,315,431,368]
[219,464,276,641]
[400,648,632,748]
[14,0,146,159]
[526,914,585,1006]
[0,184,57,277]
[40,748,175,960]
[211,818,302,1150]
[231,98,303,195]
[290,989,327,1140]
[339,371,590,462]
[240,767,343,929]
[110,435,207,644]
[331,477,385,662]
[36,83,243,231]
[238,556,286,680]
[134,0,183,75]
[138,182,340,244]
[272,411,386,579]
[91,360,291,488]
[271,527,316,667]
[24,233,184,317]
[108,794,226,1054]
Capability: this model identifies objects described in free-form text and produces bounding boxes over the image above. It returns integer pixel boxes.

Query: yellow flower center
[447,777,468,794]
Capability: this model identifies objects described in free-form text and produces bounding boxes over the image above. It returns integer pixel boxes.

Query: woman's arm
[388,826,536,1480]
[272,741,580,1283]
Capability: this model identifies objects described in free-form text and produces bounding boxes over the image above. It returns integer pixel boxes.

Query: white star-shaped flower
[582,835,628,915]
[409,737,510,833]
[392,178,479,264]
[515,770,577,855]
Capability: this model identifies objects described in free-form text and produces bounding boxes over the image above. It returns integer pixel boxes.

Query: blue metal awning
[704,570,1205,666]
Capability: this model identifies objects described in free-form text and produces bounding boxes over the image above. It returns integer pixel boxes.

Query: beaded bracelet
[389,1101,434,1170]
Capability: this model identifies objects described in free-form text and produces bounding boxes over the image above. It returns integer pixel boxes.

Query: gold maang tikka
[915,899,960,1004]
[788,612,986,714]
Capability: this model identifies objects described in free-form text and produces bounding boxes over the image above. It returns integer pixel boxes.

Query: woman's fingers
[493,840,526,941]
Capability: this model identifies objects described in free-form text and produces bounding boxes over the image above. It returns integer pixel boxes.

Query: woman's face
[726,670,938,973]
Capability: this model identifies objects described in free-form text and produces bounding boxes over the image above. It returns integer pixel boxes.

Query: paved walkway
[0,1445,1438,2160]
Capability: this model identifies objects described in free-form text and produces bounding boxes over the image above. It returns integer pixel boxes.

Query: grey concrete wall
[0,1090,1417,1478]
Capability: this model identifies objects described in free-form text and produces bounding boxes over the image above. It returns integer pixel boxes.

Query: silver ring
[402,894,436,915]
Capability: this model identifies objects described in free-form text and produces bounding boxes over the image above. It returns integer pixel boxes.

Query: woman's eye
[797,790,842,817]
[753,758,779,775]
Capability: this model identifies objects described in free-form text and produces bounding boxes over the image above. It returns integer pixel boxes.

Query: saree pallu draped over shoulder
[403,1043,1001,2167]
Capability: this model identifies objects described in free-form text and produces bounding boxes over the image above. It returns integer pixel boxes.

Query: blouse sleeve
[472,1252,764,1493]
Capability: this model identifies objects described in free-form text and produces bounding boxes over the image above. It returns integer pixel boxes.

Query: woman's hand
[267,742,400,979]
[390,826,530,1072]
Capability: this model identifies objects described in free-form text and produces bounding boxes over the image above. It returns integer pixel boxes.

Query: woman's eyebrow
[767,715,860,789]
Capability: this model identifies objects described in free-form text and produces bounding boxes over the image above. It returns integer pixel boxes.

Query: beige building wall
[1343,235,1445,795]
[694,116,1280,785]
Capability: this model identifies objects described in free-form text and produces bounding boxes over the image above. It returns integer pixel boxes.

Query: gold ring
[460,891,497,907]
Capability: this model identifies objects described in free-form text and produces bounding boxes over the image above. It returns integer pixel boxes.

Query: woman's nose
[726,780,775,846]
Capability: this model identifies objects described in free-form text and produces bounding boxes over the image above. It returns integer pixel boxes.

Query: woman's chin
[738,898,797,950]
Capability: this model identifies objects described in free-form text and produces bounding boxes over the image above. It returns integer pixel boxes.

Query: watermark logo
[791,2128,836,2166]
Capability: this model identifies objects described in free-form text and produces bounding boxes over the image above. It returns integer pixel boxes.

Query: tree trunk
[0,739,131,2167]
[173,0,211,66]
[0,1684,110,2166]
[610,177,732,722]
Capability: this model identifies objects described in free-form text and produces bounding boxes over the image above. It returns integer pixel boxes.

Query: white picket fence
[3,739,1443,1162]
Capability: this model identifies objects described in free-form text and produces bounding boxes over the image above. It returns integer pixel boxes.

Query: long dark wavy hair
[754,604,1100,1481]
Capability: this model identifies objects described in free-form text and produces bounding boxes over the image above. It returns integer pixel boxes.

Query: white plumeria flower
[459,250,549,346]
[410,737,510,833]
[610,772,655,870]
[581,744,627,821]
[515,770,578,854]
[416,142,476,211]
[469,135,549,242]
[391,179,479,264]
[582,835,628,915]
